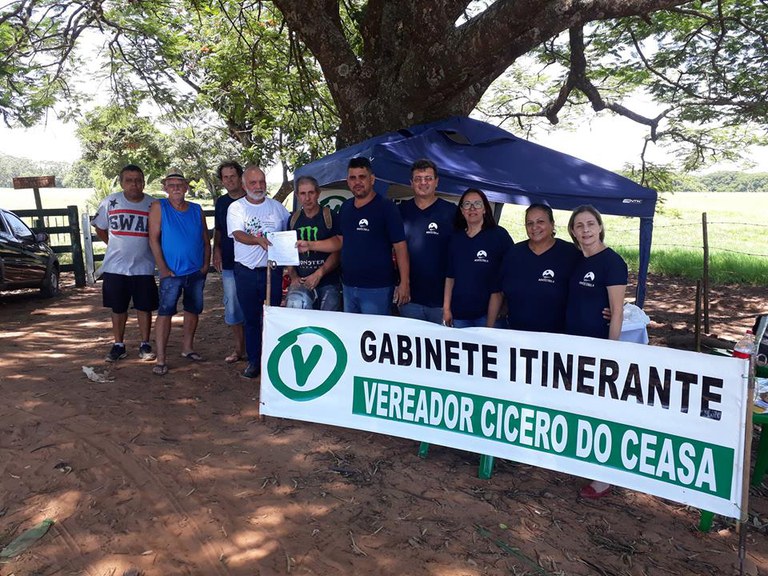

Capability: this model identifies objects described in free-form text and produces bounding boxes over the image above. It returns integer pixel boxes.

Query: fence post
[67,205,86,287]
[81,211,95,284]
[695,280,702,353]
[701,212,710,333]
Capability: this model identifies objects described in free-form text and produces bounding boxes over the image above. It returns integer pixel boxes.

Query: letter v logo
[291,344,322,387]
[268,326,347,401]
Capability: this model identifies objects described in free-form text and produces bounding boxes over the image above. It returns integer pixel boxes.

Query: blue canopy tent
[295,116,656,307]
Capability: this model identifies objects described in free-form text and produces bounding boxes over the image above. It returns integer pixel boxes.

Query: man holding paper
[227,165,290,379]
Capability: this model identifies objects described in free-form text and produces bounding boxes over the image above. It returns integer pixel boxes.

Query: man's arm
[296,235,342,253]
[392,240,410,305]
[200,209,211,274]
[94,227,109,244]
[148,202,172,278]
[212,229,222,272]
[300,251,340,291]
[232,230,271,250]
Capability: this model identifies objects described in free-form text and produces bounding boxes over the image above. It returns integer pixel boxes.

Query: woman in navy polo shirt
[566,205,627,341]
[443,188,513,328]
[494,203,580,333]
[566,204,627,499]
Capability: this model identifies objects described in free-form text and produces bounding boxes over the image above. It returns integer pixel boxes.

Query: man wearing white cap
[148,169,211,376]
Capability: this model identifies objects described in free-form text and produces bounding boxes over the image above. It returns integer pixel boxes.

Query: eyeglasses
[412,176,435,183]
[460,200,483,210]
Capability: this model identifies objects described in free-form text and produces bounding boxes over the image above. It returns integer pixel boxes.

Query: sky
[2,103,767,175]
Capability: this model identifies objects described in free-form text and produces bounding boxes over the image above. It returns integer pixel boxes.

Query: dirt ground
[1,273,766,576]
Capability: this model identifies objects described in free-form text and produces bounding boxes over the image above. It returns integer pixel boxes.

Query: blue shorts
[221,268,244,325]
[158,270,206,316]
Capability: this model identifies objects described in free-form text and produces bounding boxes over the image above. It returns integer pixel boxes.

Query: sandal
[224,352,241,364]
[180,351,203,361]
[152,364,168,376]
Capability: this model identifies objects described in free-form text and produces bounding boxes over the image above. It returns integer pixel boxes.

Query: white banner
[261,307,749,518]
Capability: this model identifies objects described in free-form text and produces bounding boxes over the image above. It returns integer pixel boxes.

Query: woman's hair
[567,204,605,247]
[454,188,496,231]
[525,203,555,237]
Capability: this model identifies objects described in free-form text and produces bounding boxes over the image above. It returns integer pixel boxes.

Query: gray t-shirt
[92,192,156,275]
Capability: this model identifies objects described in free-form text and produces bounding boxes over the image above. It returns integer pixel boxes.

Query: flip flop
[152,364,168,376]
[180,352,203,361]
[224,352,241,364]
[579,483,612,499]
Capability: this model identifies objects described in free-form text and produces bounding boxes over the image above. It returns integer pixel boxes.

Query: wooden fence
[14,206,216,288]
[14,206,87,287]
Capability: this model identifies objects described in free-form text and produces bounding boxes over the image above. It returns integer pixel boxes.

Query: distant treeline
[673,171,768,193]
[2,151,768,193]
[0,153,86,188]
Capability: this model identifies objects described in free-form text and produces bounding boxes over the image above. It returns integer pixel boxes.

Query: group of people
[93,157,627,498]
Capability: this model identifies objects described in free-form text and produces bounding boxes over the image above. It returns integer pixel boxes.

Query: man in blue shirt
[297,157,410,315]
[398,159,455,324]
[148,169,211,376]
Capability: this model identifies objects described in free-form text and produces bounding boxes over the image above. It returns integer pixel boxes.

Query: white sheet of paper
[266,230,300,266]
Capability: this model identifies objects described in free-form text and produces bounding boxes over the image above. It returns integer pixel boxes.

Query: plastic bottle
[732,329,754,359]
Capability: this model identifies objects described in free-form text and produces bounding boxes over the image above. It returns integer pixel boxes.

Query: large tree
[2,0,767,181]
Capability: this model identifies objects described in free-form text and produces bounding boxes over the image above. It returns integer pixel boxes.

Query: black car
[0,208,60,297]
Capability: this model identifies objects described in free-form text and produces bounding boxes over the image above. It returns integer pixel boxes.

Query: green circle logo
[320,195,345,213]
[267,326,347,401]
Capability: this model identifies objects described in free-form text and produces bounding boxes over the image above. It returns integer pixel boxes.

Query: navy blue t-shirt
[214,193,241,270]
[501,238,580,333]
[565,247,628,339]
[292,208,341,287]
[399,197,456,307]
[447,226,513,320]
[339,193,406,288]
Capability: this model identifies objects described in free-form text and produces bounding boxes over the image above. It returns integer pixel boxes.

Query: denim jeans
[452,315,488,329]
[342,284,393,315]
[221,268,244,325]
[453,315,506,329]
[234,263,283,370]
[316,283,342,311]
[399,302,443,324]
[157,270,206,316]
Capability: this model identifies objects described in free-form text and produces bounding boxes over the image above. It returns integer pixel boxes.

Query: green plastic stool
[418,442,495,479]
[751,411,768,487]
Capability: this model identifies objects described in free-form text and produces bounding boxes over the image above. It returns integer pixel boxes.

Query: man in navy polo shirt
[398,158,455,324]
[297,157,410,315]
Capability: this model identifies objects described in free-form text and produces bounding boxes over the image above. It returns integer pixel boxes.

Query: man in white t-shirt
[92,164,158,362]
[227,165,289,379]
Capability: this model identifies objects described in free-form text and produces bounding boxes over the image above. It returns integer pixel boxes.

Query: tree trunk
[272,0,689,146]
